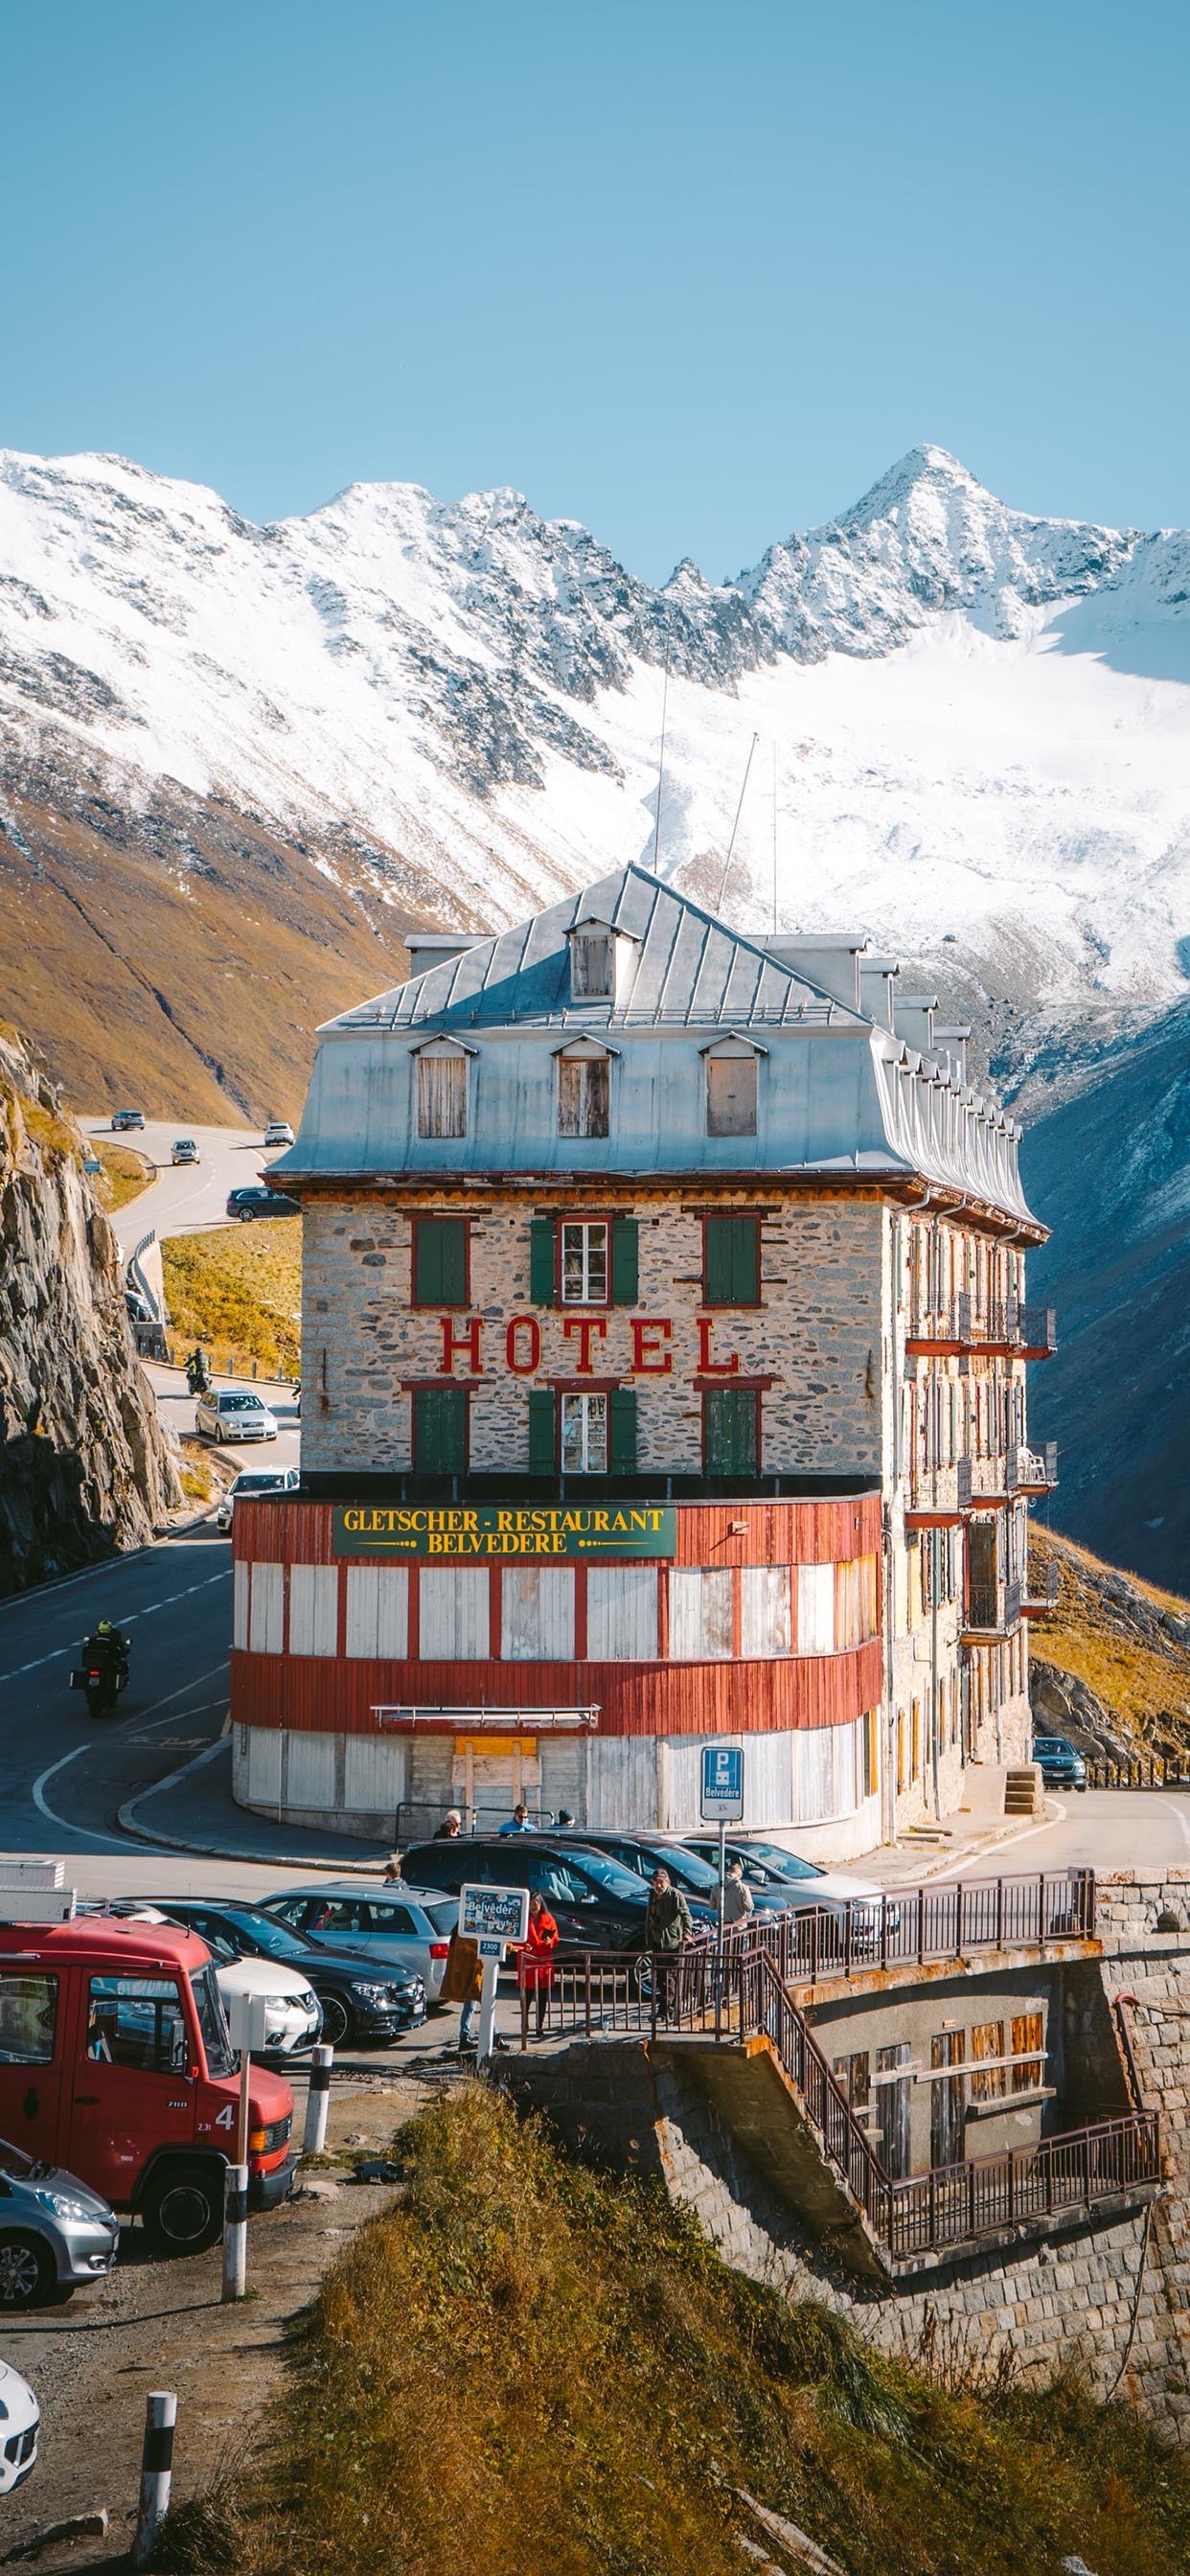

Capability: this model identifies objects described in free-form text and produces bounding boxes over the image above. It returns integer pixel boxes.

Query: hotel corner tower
[229,866,1056,1854]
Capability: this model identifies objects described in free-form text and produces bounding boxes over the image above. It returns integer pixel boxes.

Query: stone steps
[1004,1764,1043,1816]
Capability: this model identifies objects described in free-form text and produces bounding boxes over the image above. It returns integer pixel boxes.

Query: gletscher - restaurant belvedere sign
[332,1504,677,1560]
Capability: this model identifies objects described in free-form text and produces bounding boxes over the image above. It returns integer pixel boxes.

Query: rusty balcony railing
[1018,1302,1058,1356]
[1021,1560,1060,1617]
[964,1578,1023,1637]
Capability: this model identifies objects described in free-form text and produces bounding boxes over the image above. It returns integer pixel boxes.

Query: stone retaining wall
[501,1906,1190,2442]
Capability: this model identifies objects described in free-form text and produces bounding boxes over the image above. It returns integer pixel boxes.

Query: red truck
[0,1916,296,2253]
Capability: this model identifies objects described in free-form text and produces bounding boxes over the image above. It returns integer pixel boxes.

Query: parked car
[683,1836,893,1921]
[566,1830,795,1919]
[263,1120,295,1147]
[261,1885,460,2003]
[0,2135,120,2310]
[171,1138,199,1165]
[110,1109,144,1133]
[0,2358,39,2491]
[216,1465,300,1533]
[400,1838,714,1952]
[111,1900,427,2049]
[195,1388,279,1444]
[0,1916,295,2255]
[1031,1735,1087,1791]
[106,1913,322,2060]
[226,1184,300,1221]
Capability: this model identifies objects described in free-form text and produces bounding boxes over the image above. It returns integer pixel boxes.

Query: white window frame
[561,1390,607,1474]
[561,1219,609,1306]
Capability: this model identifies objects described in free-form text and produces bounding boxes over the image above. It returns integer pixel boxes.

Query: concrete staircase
[1003,1763,1043,1817]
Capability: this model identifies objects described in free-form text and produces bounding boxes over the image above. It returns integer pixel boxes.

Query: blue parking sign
[700,1744,744,1821]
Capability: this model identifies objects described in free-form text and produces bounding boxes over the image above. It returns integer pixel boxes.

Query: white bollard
[132,2390,176,2568]
[221,2161,248,2303]
[303,2042,333,2154]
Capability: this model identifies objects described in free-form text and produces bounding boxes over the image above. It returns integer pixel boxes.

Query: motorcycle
[70,1651,129,1720]
[186,1357,212,1397]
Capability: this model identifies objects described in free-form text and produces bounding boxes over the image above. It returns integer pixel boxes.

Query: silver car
[0,2136,120,2310]
[262,1883,459,2002]
[195,1387,279,1444]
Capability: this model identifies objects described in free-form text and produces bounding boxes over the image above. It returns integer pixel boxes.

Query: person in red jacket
[517,1890,560,2037]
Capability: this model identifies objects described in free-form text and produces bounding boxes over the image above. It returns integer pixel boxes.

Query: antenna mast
[651,641,671,875]
[716,730,759,913]
[771,738,778,934]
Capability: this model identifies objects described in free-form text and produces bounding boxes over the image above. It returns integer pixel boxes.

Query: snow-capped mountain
[1,439,1188,1117]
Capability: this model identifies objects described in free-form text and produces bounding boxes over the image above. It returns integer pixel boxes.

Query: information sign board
[460,1882,531,1947]
[333,1504,676,1559]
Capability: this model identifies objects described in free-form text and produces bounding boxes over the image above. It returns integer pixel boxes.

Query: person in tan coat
[441,1923,484,2053]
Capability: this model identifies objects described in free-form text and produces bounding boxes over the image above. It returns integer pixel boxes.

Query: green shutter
[529,1218,556,1304]
[528,1387,556,1474]
[705,1215,758,1304]
[414,1385,467,1474]
[610,1215,638,1304]
[704,1386,757,1478]
[414,1216,466,1306]
[609,1386,637,1474]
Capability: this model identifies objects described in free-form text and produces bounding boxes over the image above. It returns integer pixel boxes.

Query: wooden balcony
[905,1456,973,1526]
[1021,1561,1060,1618]
[1006,1442,1059,1496]
[961,1578,1023,1643]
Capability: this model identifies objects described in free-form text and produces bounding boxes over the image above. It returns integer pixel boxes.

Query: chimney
[893,992,939,1054]
[933,1024,971,1082]
[403,932,486,976]
[764,932,871,1011]
[858,954,901,1031]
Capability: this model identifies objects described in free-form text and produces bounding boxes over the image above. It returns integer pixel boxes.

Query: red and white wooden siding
[230,1496,882,1742]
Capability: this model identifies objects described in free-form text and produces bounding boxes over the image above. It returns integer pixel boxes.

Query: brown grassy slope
[162,1221,301,1376]
[0,748,472,1120]
[94,1141,153,1212]
[195,2083,1190,2576]
[1029,1526,1190,1742]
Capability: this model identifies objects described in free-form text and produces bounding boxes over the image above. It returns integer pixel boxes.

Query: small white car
[217,1465,300,1533]
[0,2358,39,2492]
[171,1138,199,1165]
[120,1912,321,2058]
[263,1120,295,1147]
[195,1388,279,1444]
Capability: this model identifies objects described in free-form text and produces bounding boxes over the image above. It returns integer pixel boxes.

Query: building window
[703,1384,759,1476]
[585,1565,658,1659]
[561,1220,608,1305]
[833,2051,871,2113]
[740,1565,791,1657]
[797,1563,835,1655]
[703,1213,760,1304]
[1012,2012,1044,2091]
[669,1569,733,1660]
[558,1054,609,1138]
[569,929,614,1000]
[417,1052,468,1139]
[561,1391,606,1474]
[412,1384,468,1474]
[705,1052,758,1138]
[413,1216,468,1306]
[972,2021,1007,2102]
[861,1709,880,1800]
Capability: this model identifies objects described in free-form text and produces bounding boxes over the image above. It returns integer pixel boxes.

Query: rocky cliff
[0,1028,178,1593]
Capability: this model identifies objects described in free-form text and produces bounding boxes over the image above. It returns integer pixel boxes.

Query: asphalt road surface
[147,1362,302,1470]
[83,1116,293,1242]
[944,1787,1190,1878]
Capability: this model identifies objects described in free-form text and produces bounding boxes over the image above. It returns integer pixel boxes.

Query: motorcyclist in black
[82,1618,130,1674]
[186,1346,211,1395]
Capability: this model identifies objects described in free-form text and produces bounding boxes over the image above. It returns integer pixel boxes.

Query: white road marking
[0,1571,231,1684]
[31,1748,120,1845]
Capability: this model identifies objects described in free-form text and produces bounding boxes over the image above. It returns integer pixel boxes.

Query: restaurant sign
[333,1503,677,1559]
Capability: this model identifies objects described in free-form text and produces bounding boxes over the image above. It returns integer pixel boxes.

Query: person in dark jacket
[645,1868,694,1952]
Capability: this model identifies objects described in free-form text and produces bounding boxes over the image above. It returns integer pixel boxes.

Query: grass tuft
[162,1221,301,1377]
[175,2083,1190,2576]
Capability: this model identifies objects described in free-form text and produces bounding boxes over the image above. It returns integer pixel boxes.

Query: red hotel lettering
[697,1316,741,1375]
[561,1316,608,1374]
[505,1314,541,1375]
[438,1315,483,1374]
[630,1316,673,1374]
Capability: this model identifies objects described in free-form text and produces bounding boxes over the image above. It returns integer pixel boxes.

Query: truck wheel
[0,2232,56,2309]
[142,2163,223,2255]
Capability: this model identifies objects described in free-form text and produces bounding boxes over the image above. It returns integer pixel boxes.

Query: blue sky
[4,0,1188,580]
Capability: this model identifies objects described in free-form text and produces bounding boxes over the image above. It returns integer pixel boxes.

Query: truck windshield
[191,1963,236,2077]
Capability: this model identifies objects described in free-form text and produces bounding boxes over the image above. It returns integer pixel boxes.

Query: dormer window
[413,1038,474,1139]
[555,1037,614,1139]
[570,929,614,1000]
[566,913,636,1004]
[701,1034,766,1138]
